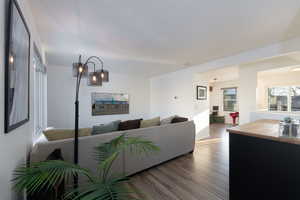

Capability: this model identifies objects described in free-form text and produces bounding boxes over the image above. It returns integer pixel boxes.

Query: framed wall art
[197,86,207,100]
[91,93,129,116]
[5,0,31,133]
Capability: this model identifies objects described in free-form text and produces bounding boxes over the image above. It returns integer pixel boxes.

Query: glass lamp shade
[87,72,102,86]
[98,69,109,82]
[72,63,88,77]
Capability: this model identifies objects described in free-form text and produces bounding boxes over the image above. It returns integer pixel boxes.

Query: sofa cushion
[92,120,121,135]
[160,115,177,125]
[171,117,188,124]
[119,119,142,131]
[140,117,160,128]
[43,128,92,141]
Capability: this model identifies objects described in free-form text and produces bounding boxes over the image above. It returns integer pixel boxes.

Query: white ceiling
[200,66,239,83]
[29,0,300,76]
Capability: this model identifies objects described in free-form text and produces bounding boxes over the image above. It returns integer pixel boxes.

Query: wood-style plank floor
[128,124,229,200]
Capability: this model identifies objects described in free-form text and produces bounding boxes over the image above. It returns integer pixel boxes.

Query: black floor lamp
[72,55,109,187]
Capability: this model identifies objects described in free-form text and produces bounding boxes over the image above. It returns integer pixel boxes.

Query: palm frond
[121,137,160,155]
[12,136,159,200]
[64,175,140,200]
[13,160,94,195]
[94,135,159,163]
[94,135,124,164]
[94,135,159,180]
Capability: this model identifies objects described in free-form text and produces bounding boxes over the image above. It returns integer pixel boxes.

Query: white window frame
[33,45,46,140]
[268,86,300,113]
[222,87,238,112]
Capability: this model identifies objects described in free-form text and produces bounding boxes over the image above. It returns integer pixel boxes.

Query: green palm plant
[13,135,159,200]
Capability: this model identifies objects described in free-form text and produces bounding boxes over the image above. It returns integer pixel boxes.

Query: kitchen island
[228,119,300,200]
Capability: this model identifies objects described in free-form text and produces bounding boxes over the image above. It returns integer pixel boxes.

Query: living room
[2,0,300,200]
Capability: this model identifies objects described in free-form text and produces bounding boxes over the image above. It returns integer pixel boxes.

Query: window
[33,45,46,139]
[268,87,289,111]
[268,86,300,112]
[223,88,237,112]
[291,87,300,111]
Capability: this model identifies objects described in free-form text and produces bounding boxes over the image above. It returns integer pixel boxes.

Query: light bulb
[92,75,97,82]
[78,66,83,73]
[101,72,105,78]
[9,55,14,64]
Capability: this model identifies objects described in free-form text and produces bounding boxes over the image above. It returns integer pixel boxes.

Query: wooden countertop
[227,119,300,145]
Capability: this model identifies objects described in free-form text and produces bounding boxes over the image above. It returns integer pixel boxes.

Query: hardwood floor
[207,123,231,139]
[128,124,229,200]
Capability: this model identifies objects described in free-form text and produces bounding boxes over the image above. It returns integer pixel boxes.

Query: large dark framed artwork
[197,86,207,100]
[5,0,31,133]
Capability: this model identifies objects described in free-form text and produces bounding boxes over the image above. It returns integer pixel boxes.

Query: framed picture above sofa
[5,0,31,133]
[91,93,129,116]
[197,86,207,100]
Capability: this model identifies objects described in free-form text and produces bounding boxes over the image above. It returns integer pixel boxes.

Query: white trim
[33,47,47,141]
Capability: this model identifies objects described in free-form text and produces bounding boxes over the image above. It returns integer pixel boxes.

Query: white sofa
[31,121,196,176]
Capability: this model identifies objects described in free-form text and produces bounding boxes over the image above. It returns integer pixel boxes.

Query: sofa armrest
[31,131,126,176]
[124,121,195,175]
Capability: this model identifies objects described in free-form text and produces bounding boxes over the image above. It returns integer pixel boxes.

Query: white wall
[150,71,211,139]
[150,69,194,119]
[238,67,258,124]
[239,54,300,124]
[47,66,150,129]
[193,74,210,139]
[150,37,300,134]
[210,80,239,124]
[0,0,44,199]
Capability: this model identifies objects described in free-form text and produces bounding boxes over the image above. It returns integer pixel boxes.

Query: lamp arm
[75,61,97,101]
[85,56,104,70]
[75,55,87,101]
[75,55,82,99]
[86,61,96,72]
[75,70,83,102]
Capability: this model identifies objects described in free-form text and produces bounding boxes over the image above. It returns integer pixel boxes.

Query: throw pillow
[46,149,64,160]
[43,128,92,141]
[140,117,160,128]
[118,119,142,131]
[171,116,189,124]
[160,115,178,125]
[92,120,121,135]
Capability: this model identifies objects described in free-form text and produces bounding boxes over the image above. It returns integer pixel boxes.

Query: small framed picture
[197,86,207,100]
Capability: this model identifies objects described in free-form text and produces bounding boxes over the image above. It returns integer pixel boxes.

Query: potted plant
[13,135,159,200]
